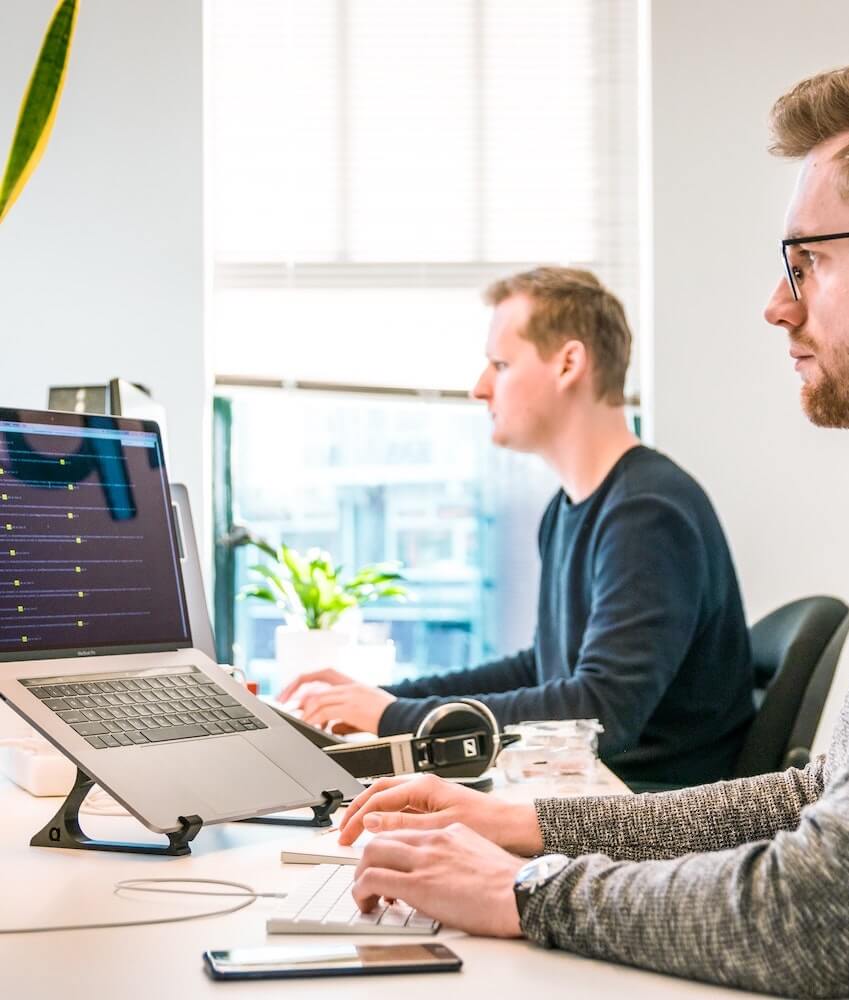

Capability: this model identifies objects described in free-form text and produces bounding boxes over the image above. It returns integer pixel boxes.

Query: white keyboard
[268,864,439,935]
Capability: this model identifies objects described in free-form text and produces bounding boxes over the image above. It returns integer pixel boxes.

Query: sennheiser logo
[462,738,477,758]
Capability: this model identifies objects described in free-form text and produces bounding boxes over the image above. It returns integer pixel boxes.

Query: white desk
[0,768,764,1000]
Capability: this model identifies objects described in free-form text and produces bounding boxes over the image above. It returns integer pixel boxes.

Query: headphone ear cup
[415,698,499,778]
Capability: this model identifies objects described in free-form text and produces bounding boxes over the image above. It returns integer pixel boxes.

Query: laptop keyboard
[268,864,439,936]
[22,669,267,749]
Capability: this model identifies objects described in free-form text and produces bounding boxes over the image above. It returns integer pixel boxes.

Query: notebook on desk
[0,407,362,837]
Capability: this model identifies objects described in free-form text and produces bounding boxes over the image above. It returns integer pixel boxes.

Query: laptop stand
[239,788,344,829]
[30,766,203,856]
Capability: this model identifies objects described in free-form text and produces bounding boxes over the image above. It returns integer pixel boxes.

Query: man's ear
[556,339,588,389]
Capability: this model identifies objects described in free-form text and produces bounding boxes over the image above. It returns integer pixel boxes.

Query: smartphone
[203,942,462,980]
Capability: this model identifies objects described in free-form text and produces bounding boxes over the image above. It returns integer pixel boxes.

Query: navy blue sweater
[379,446,755,786]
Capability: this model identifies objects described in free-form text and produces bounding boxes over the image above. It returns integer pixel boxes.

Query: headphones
[320,698,517,782]
[411,698,503,778]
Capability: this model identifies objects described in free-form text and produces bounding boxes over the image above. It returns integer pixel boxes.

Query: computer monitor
[47,385,110,415]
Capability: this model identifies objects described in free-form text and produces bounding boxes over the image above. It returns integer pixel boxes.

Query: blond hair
[769,66,849,195]
[483,266,631,405]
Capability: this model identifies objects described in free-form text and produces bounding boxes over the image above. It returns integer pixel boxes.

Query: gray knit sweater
[523,691,849,998]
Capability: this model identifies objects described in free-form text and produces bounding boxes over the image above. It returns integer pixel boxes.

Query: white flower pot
[274,626,355,676]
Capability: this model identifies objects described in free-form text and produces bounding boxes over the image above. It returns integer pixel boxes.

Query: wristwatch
[513,853,570,922]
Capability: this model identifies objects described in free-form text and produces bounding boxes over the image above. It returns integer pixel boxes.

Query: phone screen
[204,942,462,980]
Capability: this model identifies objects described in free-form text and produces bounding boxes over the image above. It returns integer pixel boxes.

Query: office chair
[733,595,849,778]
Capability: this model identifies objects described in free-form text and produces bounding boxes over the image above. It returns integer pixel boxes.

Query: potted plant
[237,533,407,680]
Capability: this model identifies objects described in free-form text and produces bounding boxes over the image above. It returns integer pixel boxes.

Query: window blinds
[209,0,639,389]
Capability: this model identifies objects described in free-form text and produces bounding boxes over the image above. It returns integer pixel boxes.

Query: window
[208,1,639,681]
[220,387,513,687]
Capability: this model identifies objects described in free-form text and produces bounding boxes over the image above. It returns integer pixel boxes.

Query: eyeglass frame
[781,231,849,301]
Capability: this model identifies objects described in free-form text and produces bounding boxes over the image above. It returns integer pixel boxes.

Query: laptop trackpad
[145,737,312,820]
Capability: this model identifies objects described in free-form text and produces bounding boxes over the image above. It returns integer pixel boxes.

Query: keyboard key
[126,731,149,744]
[57,710,85,724]
[214,695,241,707]
[379,904,414,927]
[100,734,119,747]
[113,733,132,746]
[85,736,106,749]
[140,724,208,742]
[223,706,253,720]
[43,698,69,711]
[72,722,108,737]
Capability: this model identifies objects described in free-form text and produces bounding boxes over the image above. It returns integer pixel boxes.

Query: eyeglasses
[781,231,849,300]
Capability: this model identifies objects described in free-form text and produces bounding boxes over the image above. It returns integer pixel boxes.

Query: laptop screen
[0,408,192,661]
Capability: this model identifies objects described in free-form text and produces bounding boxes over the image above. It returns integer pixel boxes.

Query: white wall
[0,0,208,544]
[646,0,849,749]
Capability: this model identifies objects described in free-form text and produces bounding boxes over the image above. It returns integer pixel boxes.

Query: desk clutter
[499,719,605,784]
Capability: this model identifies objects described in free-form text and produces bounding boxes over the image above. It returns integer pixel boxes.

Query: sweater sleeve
[378,648,537,736]
[382,648,537,701]
[380,495,710,744]
[521,756,848,998]
[535,756,825,860]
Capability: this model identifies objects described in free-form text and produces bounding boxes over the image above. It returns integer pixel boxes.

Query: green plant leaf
[236,584,278,604]
[238,530,408,627]
[280,544,309,586]
[0,0,79,224]
[248,563,302,613]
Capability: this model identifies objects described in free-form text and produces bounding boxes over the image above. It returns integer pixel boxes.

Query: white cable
[0,877,284,935]
[114,877,287,900]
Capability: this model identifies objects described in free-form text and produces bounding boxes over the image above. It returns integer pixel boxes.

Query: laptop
[0,408,362,834]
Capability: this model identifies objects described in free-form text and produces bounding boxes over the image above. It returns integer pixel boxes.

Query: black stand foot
[30,767,203,856]
[239,789,344,829]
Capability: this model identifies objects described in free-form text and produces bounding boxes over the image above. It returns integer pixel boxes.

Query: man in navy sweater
[281,268,754,786]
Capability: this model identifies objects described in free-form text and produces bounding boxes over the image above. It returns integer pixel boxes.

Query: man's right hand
[277,667,357,704]
[338,773,543,857]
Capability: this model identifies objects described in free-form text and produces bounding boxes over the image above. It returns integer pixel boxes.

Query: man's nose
[471,370,490,399]
[763,275,806,330]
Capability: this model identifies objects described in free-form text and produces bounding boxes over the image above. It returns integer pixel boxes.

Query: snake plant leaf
[0,0,79,224]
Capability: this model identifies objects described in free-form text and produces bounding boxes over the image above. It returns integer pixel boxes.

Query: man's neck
[543,405,641,503]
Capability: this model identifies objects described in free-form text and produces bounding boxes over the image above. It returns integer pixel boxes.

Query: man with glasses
[780,226,849,425]
[337,66,849,998]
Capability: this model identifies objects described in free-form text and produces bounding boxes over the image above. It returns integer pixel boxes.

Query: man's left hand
[298,681,396,734]
[352,823,525,938]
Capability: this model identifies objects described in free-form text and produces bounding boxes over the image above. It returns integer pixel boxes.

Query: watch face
[516,853,570,892]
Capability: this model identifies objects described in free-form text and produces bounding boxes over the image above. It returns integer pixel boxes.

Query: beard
[801,345,849,427]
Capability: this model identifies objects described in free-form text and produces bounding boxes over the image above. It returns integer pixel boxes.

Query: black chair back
[733,596,849,778]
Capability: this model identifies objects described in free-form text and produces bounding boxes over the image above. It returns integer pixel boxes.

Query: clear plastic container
[499,719,604,783]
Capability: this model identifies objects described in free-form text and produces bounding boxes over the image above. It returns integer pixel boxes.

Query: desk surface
[0,766,763,1000]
